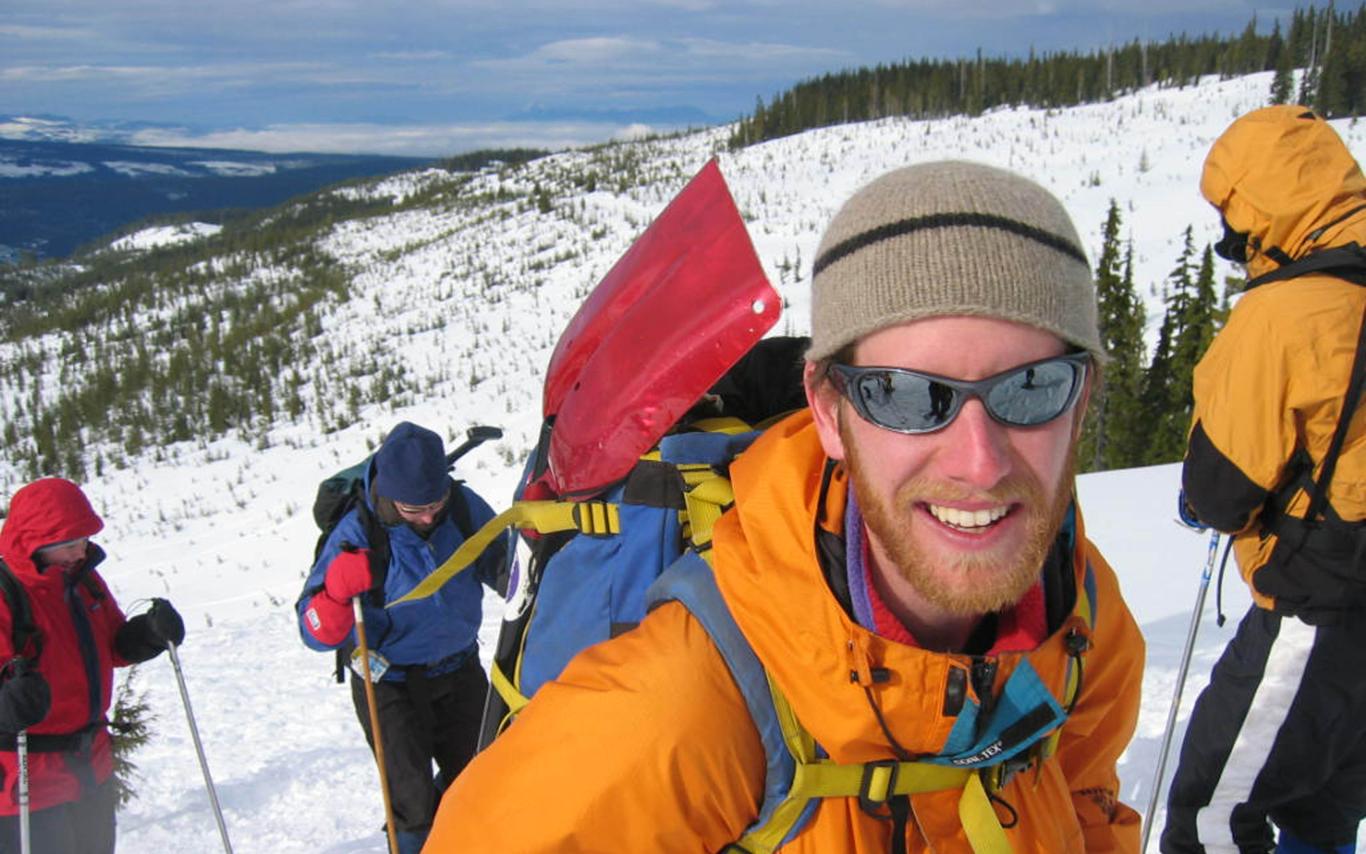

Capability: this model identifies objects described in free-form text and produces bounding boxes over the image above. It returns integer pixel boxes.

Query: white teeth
[928,504,1009,530]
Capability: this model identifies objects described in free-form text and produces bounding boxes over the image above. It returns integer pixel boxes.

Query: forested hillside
[731,5,1365,146]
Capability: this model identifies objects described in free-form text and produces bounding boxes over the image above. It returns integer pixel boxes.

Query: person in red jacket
[0,478,184,854]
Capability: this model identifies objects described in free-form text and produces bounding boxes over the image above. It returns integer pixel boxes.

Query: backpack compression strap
[647,551,1015,854]
[392,416,758,607]
[389,500,622,606]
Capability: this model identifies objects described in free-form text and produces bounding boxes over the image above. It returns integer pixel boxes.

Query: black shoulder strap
[446,482,475,539]
[1303,299,1366,528]
[0,559,40,661]
[1244,243,1366,291]
[352,494,391,609]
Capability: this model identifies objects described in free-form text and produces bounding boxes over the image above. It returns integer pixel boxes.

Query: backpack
[302,426,500,681]
[478,335,810,741]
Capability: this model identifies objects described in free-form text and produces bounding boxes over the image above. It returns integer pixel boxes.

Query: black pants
[0,776,117,854]
[349,653,488,836]
[1162,606,1366,853]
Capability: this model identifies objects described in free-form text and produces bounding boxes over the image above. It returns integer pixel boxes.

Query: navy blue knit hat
[373,422,448,505]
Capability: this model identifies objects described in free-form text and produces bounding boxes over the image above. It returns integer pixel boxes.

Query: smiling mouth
[926,503,1011,532]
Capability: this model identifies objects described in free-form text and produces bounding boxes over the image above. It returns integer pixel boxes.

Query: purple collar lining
[843,490,876,630]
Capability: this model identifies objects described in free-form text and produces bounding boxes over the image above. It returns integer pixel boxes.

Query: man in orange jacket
[1163,108,1366,854]
[427,160,1144,852]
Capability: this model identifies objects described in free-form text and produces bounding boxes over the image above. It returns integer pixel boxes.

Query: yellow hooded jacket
[1185,105,1366,618]
[426,412,1143,852]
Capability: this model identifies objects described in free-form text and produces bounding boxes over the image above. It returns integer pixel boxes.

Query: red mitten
[324,549,374,602]
[302,591,354,646]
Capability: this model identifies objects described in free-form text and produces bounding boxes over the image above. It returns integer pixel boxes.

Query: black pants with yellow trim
[349,653,489,836]
[1161,606,1366,853]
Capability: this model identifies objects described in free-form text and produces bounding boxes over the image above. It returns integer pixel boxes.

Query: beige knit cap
[808,160,1102,363]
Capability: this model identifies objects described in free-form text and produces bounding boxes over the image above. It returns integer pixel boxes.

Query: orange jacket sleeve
[424,601,766,852]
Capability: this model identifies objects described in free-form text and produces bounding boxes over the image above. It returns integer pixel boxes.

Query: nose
[938,397,1013,489]
[415,509,440,526]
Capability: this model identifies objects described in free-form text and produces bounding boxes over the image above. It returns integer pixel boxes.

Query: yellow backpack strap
[687,416,755,435]
[389,499,621,606]
[665,416,751,550]
[677,467,735,551]
[664,552,1011,853]
[488,659,529,718]
[959,773,1013,854]
[736,673,1009,854]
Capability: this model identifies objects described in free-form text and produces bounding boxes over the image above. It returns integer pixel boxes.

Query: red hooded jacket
[0,478,132,814]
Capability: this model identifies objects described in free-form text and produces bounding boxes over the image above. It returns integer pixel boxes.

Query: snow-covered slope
[5,72,1363,851]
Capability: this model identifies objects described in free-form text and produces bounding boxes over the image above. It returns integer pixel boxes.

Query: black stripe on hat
[812,211,1089,276]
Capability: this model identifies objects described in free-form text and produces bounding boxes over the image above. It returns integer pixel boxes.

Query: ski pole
[17,729,29,854]
[1141,529,1221,853]
[167,641,233,854]
[353,598,399,854]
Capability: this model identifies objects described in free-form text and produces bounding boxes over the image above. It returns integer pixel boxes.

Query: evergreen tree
[110,666,155,806]
[1140,278,1181,463]
[1139,230,1220,464]
[1080,201,1147,472]
[1173,245,1219,391]
[1316,6,1366,116]
[1270,20,1296,104]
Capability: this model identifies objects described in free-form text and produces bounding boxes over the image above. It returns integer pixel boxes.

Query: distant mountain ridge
[0,113,192,145]
[0,133,430,261]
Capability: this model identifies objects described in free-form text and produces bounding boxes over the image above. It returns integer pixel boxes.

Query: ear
[804,362,848,462]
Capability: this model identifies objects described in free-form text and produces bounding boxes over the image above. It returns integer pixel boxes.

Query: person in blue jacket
[295,421,506,854]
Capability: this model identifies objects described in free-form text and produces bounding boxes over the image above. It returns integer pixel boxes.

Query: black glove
[0,660,50,732]
[146,598,185,647]
[115,598,186,663]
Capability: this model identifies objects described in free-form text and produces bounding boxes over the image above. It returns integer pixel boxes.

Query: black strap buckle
[858,759,900,817]
[986,747,1039,792]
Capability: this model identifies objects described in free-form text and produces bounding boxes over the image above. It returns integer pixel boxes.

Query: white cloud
[369,50,452,62]
[532,36,657,64]
[478,34,843,77]
[1,63,164,82]
[125,119,657,158]
[0,23,98,40]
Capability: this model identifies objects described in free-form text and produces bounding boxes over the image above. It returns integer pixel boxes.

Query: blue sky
[3,0,1313,158]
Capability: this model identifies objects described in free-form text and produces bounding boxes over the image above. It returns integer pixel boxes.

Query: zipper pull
[971,657,998,718]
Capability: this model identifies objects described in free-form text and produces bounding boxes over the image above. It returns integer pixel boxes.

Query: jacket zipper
[970,656,998,721]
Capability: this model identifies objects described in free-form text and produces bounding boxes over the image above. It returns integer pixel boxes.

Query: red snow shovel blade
[539,159,779,498]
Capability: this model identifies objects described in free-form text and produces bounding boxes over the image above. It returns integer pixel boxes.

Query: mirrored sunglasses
[829,352,1090,434]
